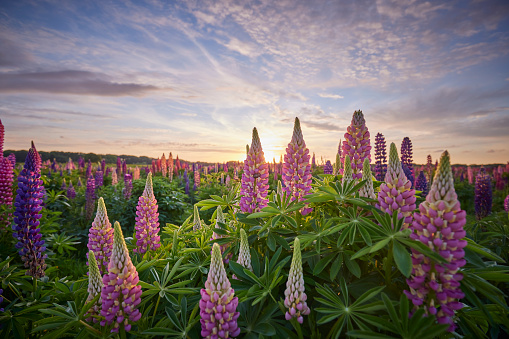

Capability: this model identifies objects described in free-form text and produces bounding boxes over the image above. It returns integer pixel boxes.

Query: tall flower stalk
[284,237,310,323]
[240,128,269,213]
[199,243,240,338]
[87,197,114,275]
[85,251,104,323]
[405,151,467,332]
[193,204,202,231]
[474,167,492,220]
[374,133,387,181]
[100,222,142,333]
[134,173,160,255]
[12,146,47,278]
[237,228,252,271]
[85,175,96,220]
[416,171,429,197]
[341,110,371,179]
[359,158,375,200]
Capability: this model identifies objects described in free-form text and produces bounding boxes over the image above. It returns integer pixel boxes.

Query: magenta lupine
[240,128,269,213]
[375,143,416,229]
[0,119,4,156]
[31,141,42,172]
[374,133,387,181]
[87,197,114,274]
[134,173,160,255]
[12,147,47,278]
[504,195,509,212]
[282,118,313,215]
[124,174,132,200]
[359,158,376,200]
[85,175,96,220]
[85,251,104,323]
[474,167,492,220]
[284,238,310,323]
[199,243,240,338]
[323,160,333,175]
[67,181,76,200]
[100,222,142,333]
[467,166,473,185]
[341,110,371,179]
[0,156,14,229]
[405,151,467,332]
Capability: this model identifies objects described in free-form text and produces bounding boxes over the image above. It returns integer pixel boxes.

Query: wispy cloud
[318,93,344,99]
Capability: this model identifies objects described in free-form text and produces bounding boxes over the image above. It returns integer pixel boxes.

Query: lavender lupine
[100,222,142,333]
[239,128,269,213]
[282,118,313,215]
[504,195,509,213]
[124,174,132,200]
[474,167,492,220]
[199,243,240,338]
[323,160,333,175]
[0,156,14,229]
[193,204,202,231]
[134,173,160,255]
[374,133,387,181]
[85,251,104,323]
[12,147,47,278]
[284,238,310,323]
[359,158,375,200]
[341,110,371,179]
[375,143,416,229]
[416,171,429,197]
[87,197,114,274]
[85,175,96,219]
[67,181,76,200]
[95,170,103,189]
[405,151,467,332]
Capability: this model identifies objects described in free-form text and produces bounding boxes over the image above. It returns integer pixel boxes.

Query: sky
[1,0,508,165]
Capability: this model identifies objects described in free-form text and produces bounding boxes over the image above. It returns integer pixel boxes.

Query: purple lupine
[282,118,312,215]
[374,133,387,181]
[341,110,371,179]
[403,164,415,188]
[85,175,96,220]
[95,170,103,190]
[323,160,333,174]
[60,178,66,191]
[401,137,414,186]
[375,143,416,229]
[116,157,121,176]
[474,167,492,220]
[8,153,15,169]
[0,156,15,229]
[504,195,509,212]
[12,147,47,278]
[239,128,269,213]
[67,181,76,200]
[124,174,132,200]
[122,160,127,177]
[87,197,114,274]
[284,237,310,323]
[85,251,104,323]
[77,177,83,187]
[100,222,142,333]
[134,173,160,255]
[311,152,316,169]
[199,243,240,338]
[405,151,467,332]
[415,171,429,197]
[185,169,190,195]
[0,288,3,312]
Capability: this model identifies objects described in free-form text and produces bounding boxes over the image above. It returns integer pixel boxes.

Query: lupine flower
[86,159,92,178]
[405,151,467,332]
[284,237,310,323]
[30,141,42,172]
[168,152,174,181]
[61,178,67,191]
[95,170,103,189]
[87,197,114,275]
[161,153,167,177]
[333,153,342,175]
[237,228,252,271]
[401,137,414,178]
[467,166,473,185]
[185,169,190,195]
[199,242,240,338]
[375,143,416,229]
[240,128,269,213]
[341,110,371,179]
[111,170,118,185]
[175,155,181,172]
[282,118,313,215]
[12,146,47,278]
[342,155,353,186]
[504,194,509,213]
[0,119,4,156]
[8,153,15,169]
[374,133,387,181]
[403,164,415,188]
[47,169,52,178]
[194,165,201,188]
[359,158,375,200]
[134,173,160,255]
[311,152,316,169]
[0,288,4,312]
[85,251,104,323]
[122,160,127,177]
[323,160,333,174]
[124,174,132,200]
[85,175,96,219]
[193,204,202,231]
[474,167,492,220]
[100,222,142,333]
[416,171,429,197]
[225,175,231,186]
[212,207,232,263]
[0,156,14,229]
[67,181,76,200]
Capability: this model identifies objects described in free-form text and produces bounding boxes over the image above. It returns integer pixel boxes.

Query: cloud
[0,35,33,67]
[318,93,344,99]
[0,70,162,96]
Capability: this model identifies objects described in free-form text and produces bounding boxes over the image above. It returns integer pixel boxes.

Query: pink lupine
[405,151,467,332]
[282,118,313,215]
[341,110,371,179]
[240,128,269,213]
[199,243,240,338]
[85,251,104,323]
[134,173,160,255]
[375,143,416,228]
[161,153,167,177]
[0,156,14,229]
[100,222,142,333]
[87,197,114,275]
[284,237,310,323]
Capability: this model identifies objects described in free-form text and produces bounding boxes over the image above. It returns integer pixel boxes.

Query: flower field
[0,113,508,339]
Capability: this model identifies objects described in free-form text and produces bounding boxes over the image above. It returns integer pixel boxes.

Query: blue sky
[1,0,508,164]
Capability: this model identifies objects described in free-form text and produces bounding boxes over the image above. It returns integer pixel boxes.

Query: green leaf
[344,255,361,278]
[313,254,335,276]
[369,237,391,253]
[392,241,411,277]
